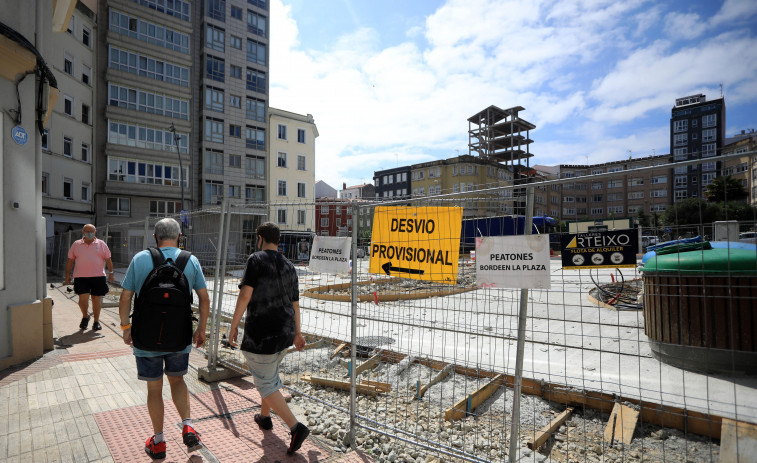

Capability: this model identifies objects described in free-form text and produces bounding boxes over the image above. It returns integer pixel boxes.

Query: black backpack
[131,248,194,352]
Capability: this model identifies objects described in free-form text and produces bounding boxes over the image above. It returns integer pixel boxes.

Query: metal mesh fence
[45,165,757,462]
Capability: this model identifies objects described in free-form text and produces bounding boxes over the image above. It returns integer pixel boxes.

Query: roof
[467,105,526,124]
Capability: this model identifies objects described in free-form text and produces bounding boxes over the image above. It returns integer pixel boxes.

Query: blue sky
[269,0,757,189]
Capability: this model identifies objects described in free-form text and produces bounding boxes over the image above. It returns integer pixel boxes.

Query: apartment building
[558,154,671,223]
[410,155,514,218]
[374,166,411,199]
[43,2,96,239]
[95,0,193,249]
[196,0,269,212]
[670,94,726,202]
[532,165,560,218]
[721,131,756,205]
[340,183,375,199]
[315,198,352,236]
[269,108,318,232]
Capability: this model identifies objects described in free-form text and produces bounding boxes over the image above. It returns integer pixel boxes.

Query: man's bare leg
[78,293,90,319]
[146,379,164,434]
[91,296,102,323]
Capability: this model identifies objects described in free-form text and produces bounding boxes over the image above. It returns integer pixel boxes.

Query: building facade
[43,2,97,240]
[374,166,411,199]
[315,198,352,236]
[268,108,318,232]
[315,180,337,198]
[721,131,756,205]
[340,183,375,200]
[670,94,726,202]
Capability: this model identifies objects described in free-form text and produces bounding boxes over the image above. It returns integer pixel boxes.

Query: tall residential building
[268,108,318,232]
[374,166,412,200]
[670,94,726,202]
[196,0,270,212]
[43,2,97,239]
[722,131,756,205]
[95,0,193,259]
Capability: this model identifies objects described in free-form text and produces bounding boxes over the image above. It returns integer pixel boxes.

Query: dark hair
[256,222,280,245]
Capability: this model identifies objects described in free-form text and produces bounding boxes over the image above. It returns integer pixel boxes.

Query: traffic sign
[369,206,462,284]
[560,229,638,269]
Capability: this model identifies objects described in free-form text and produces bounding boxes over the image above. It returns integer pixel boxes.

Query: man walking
[65,224,114,331]
[229,222,310,455]
[118,218,210,459]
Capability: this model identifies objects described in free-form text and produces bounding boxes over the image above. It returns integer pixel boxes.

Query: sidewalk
[0,282,372,463]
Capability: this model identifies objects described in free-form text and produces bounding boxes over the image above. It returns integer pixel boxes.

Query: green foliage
[704,176,749,202]
[636,209,650,228]
[662,198,757,225]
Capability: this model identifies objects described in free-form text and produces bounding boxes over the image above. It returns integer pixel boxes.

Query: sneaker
[182,424,202,452]
[287,422,310,455]
[144,436,166,459]
[254,413,273,430]
[79,317,90,330]
[92,321,102,331]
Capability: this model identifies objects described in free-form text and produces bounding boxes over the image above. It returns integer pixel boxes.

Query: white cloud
[664,12,707,40]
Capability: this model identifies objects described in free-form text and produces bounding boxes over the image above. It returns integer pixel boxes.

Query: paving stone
[43,423,57,449]
[44,444,61,463]
[6,431,19,457]
[31,425,46,451]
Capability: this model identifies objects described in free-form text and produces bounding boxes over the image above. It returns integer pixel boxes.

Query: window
[674,190,687,201]
[277,180,287,196]
[592,194,603,202]
[628,177,644,186]
[63,136,73,157]
[591,207,603,215]
[204,180,224,204]
[229,95,241,108]
[205,87,224,112]
[67,15,74,34]
[608,166,623,173]
[245,185,264,202]
[702,162,717,171]
[246,39,266,65]
[297,155,306,171]
[628,191,644,199]
[82,65,91,85]
[246,68,266,93]
[207,0,225,21]
[591,182,602,190]
[245,156,265,179]
[246,97,265,121]
[563,208,576,216]
[245,126,265,150]
[651,189,667,198]
[42,173,49,195]
[650,204,667,212]
[702,143,716,157]
[149,200,182,217]
[64,54,73,75]
[297,128,305,144]
[80,183,90,201]
[674,133,687,146]
[205,118,224,143]
[230,35,242,49]
[297,210,306,226]
[81,104,90,125]
[607,206,623,214]
[82,26,91,46]
[297,182,306,198]
[229,124,241,138]
[277,124,287,140]
[607,179,621,188]
[42,130,48,150]
[673,120,688,133]
[591,169,604,175]
[206,25,225,52]
[230,65,242,79]
[64,96,73,116]
[81,143,89,162]
[277,152,287,167]
[109,9,190,53]
[63,178,73,200]
[206,55,225,82]
[563,196,575,203]
[228,154,241,168]
[702,173,716,186]
[109,83,189,119]
[205,150,224,175]
[320,205,329,214]
[229,185,241,198]
[320,218,329,227]
[277,209,287,224]
[702,128,716,142]
[108,46,189,86]
[650,175,667,184]
[607,193,622,201]
[247,10,266,36]
[674,166,687,175]
[675,176,687,186]
[702,114,716,128]
[107,197,130,216]
[248,0,266,8]
[231,5,243,19]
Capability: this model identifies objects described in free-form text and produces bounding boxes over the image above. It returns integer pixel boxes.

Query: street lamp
[168,122,185,212]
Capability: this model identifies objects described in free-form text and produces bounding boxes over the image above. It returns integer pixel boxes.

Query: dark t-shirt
[238,250,300,354]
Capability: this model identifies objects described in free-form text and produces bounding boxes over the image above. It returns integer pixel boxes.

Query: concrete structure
[95,0,193,262]
[315,179,338,198]
[42,2,96,242]
[670,94,726,202]
[339,183,375,200]
[410,155,514,218]
[268,107,318,231]
[374,166,411,199]
[0,0,74,369]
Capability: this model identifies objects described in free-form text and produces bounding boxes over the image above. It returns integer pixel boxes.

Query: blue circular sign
[11,126,28,146]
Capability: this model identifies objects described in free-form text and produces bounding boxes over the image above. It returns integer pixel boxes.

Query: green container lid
[641,247,757,275]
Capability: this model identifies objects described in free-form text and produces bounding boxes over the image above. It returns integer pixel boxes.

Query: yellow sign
[369,206,463,284]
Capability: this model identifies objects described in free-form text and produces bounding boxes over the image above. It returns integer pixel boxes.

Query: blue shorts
[135,352,189,381]
[242,350,287,398]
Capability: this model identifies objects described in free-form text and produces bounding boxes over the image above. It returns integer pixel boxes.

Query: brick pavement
[0,283,372,462]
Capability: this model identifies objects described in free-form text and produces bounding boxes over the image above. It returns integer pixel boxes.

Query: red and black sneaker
[144,436,166,459]
[287,422,310,455]
[182,424,203,452]
[254,413,273,430]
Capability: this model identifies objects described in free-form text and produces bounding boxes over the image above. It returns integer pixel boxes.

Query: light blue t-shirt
[121,247,207,357]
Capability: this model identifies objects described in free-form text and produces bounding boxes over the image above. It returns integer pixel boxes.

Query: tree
[636,209,650,228]
[704,176,748,202]
[663,197,757,226]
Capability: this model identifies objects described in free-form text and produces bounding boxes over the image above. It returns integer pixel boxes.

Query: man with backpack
[228,222,310,455]
[118,218,210,459]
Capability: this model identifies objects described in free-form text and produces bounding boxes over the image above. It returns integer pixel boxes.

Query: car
[642,236,659,250]
[739,231,757,244]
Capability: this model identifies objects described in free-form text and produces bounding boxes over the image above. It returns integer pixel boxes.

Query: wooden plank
[444,374,505,422]
[527,407,574,450]
[603,403,639,444]
[719,418,757,463]
[362,379,391,393]
[330,342,348,359]
[417,364,454,399]
[302,375,379,396]
[354,350,383,377]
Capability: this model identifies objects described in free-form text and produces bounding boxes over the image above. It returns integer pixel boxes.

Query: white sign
[309,236,352,274]
[475,235,551,289]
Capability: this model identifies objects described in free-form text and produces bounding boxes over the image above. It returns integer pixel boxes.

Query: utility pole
[168,123,187,246]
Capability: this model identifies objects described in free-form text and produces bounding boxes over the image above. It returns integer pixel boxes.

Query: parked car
[642,236,659,251]
[739,231,757,244]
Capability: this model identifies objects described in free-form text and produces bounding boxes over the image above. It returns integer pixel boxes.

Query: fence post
[346,201,359,448]
[143,216,150,249]
[508,185,535,463]
[208,200,229,369]
[212,201,233,368]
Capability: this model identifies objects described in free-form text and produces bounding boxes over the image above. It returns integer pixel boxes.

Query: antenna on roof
[720,83,723,97]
